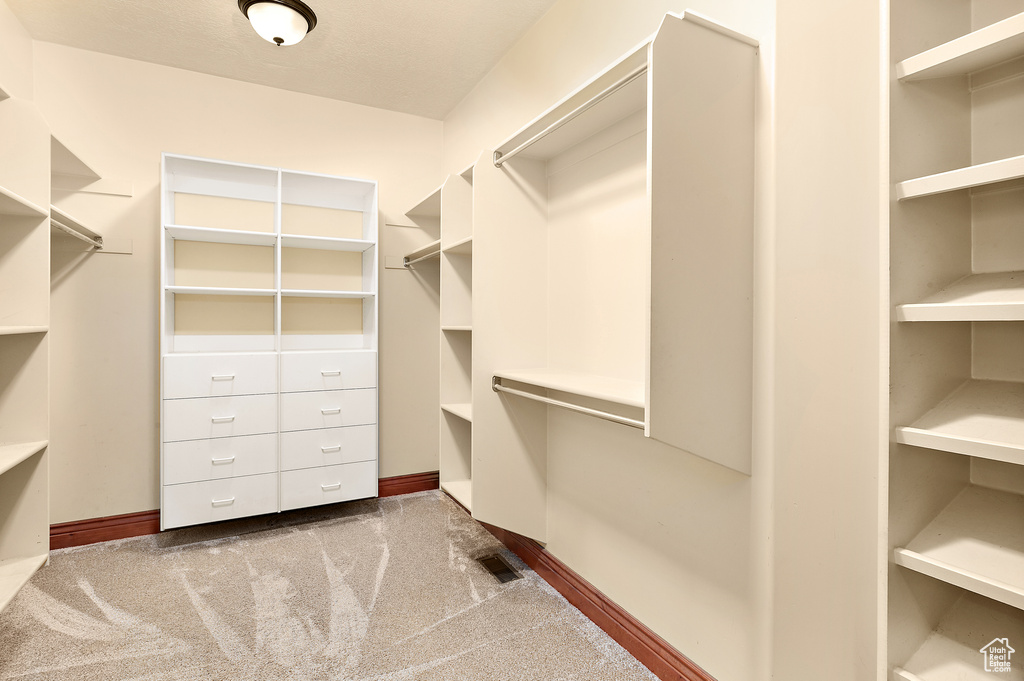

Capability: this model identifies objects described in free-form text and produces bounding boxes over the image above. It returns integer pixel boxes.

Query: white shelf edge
[896,426,1024,465]
[493,368,645,409]
[404,239,441,263]
[897,11,1024,80]
[165,224,276,246]
[442,326,472,332]
[166,286,277,297]
[896,272,1024,321]
[280,234,375,252]
[897,154,1024,200]
[0,326,48,337]
[405,185,443,220]
[0,185,47,218]
[280,289,375,299]
[50,205,101,241]
[0,554,48,612]
[894,547,1024,610]
[0,440,47,477]
[441,479,473,511]
[891,669,924,681]
[442,236,473,255]
[441,403,473,422]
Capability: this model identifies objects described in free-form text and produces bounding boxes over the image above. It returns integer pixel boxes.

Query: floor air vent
[479,554,522,583]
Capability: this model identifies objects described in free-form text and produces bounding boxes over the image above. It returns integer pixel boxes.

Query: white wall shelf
[896,380,1024,465]
[897,272,1024,321]
[492,369,645,409]
[897,154,1024,200]
[441,402,473,422]
[166,225,277,246]
[0,326,48,337]
[442,326,472,332]
[280,289,374,299]
[166,285,277,297]
[0,185,47,218]
[897,11,1024,80]
[441,479,472,510]
[50,135,100,181]
[280,234,375,252]
[442,236,472,255]
[0,441,48,477]
[0,554,48,613]
[895,486,1024,610]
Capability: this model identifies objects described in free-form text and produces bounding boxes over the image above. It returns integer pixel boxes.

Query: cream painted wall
[32,43,444,523]
[442,1,885,681]
[0,0,31,99]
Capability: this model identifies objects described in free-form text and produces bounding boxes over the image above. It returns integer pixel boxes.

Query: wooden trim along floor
[476,519,716,681]
[50,471,441,550]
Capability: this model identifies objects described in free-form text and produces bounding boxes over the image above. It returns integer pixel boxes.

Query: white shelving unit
[160,154,379,529]
[0,94,52,613]
[890,5,1024,678]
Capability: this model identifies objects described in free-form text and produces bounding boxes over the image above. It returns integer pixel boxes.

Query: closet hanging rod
[491,376,644,429]
[404,247,441,267]
[51,218,103,250]
[492,63,648,168]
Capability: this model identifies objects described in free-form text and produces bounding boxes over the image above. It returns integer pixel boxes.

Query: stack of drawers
[160,351,378,529]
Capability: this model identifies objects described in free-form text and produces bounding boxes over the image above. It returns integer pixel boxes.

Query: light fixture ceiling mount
[238,0,317,46]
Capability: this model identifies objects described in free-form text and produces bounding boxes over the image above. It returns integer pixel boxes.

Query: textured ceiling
[5,0,560,120]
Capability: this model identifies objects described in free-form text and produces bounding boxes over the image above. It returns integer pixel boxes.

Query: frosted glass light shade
[241,0,316,46]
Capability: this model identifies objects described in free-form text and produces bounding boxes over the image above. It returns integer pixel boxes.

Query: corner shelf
[0,185,47,218]
[895,486,1024,610]
[441,403,473,423]
[0,554,48,612]
[897,11,1024,81]
[166,224,276,247]
[405,185,442,221]
[896,380,1024,465]
[492,368,645,409]
[0,441,47,477]
[896,154,1024,200]
[897,272,1024,321]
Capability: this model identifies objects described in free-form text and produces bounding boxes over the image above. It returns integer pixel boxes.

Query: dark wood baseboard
[50,471,442,549]
[50,510,161,550]
[378,470,440,497]
[481,521,716,681]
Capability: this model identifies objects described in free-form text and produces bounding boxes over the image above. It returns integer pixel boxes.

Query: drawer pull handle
[321,444,342,453]
[321,370,341,377]
[211,497,235,507]
[211,416,236,423]
[321,407,342,415]
[211,456,236,465]
[321,482,342,492]
[211,374,235,381]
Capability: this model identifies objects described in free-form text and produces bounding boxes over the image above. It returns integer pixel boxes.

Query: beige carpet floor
[0,491,658,680]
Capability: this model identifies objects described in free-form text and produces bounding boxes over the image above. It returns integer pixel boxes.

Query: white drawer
[280,389,376,432]
[281,425,376,471]
[280,351,376,392]
[280,460,377,511]
[163,394,278,442]
[163,433,278,485]
[164,353,277,399]
[162,473,278,529]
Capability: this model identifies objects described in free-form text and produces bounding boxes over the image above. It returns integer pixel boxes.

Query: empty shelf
[166,224,276,246]
[894,486,1024,610]
[406,186,442,220]
[897,272,1024,321]
[280,234,375,252]
[442,236,473,255]
[897,154,1024,200]
[0,441,47,477]
[280,289,375,299]
[442,326,472,332]
[893,592,1024,681]
[404,239,441,265]
[493,369,644,409]
[0,185,47,218]
[166,286,276,296]
[0,554,48,612]
[0,326,47,337]
[441,403,473,422]
[896,380,1024,465]
[898,12,1024,80]
[441,479,473,511]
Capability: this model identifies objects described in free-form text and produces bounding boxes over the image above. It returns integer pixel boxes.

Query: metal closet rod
[491,376,644,430]
[51,218,103,250]
[492,62,649,168]
[404,247,441,267]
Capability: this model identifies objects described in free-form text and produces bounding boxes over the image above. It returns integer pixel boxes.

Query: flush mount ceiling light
[238,0,317,46]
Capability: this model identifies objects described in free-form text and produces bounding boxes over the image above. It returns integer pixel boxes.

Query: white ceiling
[5,0,560,120]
